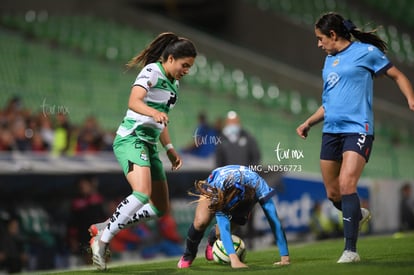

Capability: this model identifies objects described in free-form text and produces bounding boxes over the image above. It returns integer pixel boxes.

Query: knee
[193,218,211,231]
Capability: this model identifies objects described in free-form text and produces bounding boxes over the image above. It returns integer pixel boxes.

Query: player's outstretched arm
[261,199,290,265]
[216,214,248,268]
[385,66,414,111]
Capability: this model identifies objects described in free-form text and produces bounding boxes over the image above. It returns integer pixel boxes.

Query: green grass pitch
[42,232,414,275]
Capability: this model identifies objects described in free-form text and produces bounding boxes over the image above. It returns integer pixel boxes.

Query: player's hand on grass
[274,255,290,266]
[229,254,248,268]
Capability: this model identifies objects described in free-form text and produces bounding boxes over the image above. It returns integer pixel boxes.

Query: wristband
[164,143,174,151]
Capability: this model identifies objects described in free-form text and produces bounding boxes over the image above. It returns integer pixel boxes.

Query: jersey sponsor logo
[326,72,340,89]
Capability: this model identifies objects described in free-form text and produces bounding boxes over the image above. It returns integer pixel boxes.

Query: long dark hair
[191,176,256,213]
[126,32,197,70]
[315,12,387,53]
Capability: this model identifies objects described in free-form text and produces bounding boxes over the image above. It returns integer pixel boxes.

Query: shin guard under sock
[341,193,361,252]
[183,223,205,260]
[101,192,148,243]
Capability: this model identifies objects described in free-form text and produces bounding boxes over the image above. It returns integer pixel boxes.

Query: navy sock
[183,223,205,260]
[330,199,342,211]
[341,193,361,252]
[207,225,217,246]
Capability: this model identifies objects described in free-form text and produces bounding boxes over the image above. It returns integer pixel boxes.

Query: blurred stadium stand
[1,0,413,179]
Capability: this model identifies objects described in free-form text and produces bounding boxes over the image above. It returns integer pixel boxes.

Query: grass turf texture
[43,232,414,275]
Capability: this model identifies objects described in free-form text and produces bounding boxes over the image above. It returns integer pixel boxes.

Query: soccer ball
[212,234,246,264]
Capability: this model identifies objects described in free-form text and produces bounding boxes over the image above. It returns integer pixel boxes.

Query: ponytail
[316,12,388,53]
[126,32,197,70]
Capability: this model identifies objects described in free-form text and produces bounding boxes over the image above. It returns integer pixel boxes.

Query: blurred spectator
[400,182,414,231]
[37,114,54,150]
[215,110,261,167]
[67,175,106,264]
[101,130,116,152]
[76,116,104,153]
[30,131,48,152]
[11,118,31,152]
[0,127,15,151]
[181,111,218,158]
[0,211,28,274]
[0,96,29,124]
[51,113,75,156]
[17,204,57,271]
[0,96,116,155]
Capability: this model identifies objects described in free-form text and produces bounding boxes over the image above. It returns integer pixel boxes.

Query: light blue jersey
[207,165,274,203]
[207,165,289,257]
[322,42,392,134]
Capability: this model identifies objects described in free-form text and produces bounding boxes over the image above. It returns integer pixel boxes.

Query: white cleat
[359,208,371,231]
[88,221,108,237]
[90,237,108,270]
[337,250,361,263]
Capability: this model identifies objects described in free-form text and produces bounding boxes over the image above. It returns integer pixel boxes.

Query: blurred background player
[67,175,106,265]
[215,111,261,168]
[180,111,218,159]
[399,182,414,232]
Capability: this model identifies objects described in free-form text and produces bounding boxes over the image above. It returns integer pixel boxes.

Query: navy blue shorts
[320,133,374,163]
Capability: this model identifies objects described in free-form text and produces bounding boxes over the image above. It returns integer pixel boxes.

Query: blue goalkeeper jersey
[321,42,392,135]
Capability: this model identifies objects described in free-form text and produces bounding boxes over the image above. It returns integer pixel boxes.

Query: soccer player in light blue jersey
[177,165,290,269]
[89,32,197,270]
[297,12,414,264]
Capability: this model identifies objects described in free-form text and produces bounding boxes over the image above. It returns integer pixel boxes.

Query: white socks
[101,193,146,243]
[127,203,158,226]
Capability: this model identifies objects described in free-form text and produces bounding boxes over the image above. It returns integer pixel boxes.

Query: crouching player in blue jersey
[177,165,290,269]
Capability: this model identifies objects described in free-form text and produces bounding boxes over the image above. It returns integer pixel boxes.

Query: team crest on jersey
[326,72,340,89]
[332,59,340,67]
[140,150,148,161]
[147,80,153,87]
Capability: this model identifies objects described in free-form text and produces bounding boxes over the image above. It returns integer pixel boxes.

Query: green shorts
[113,134,166,181]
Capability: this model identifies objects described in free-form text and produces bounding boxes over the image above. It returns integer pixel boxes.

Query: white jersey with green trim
[116,62,179,144]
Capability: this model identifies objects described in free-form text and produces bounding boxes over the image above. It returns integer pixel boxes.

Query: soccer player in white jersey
[89,32,197,270]
[177,165,290,269]
[296,12,414,263]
